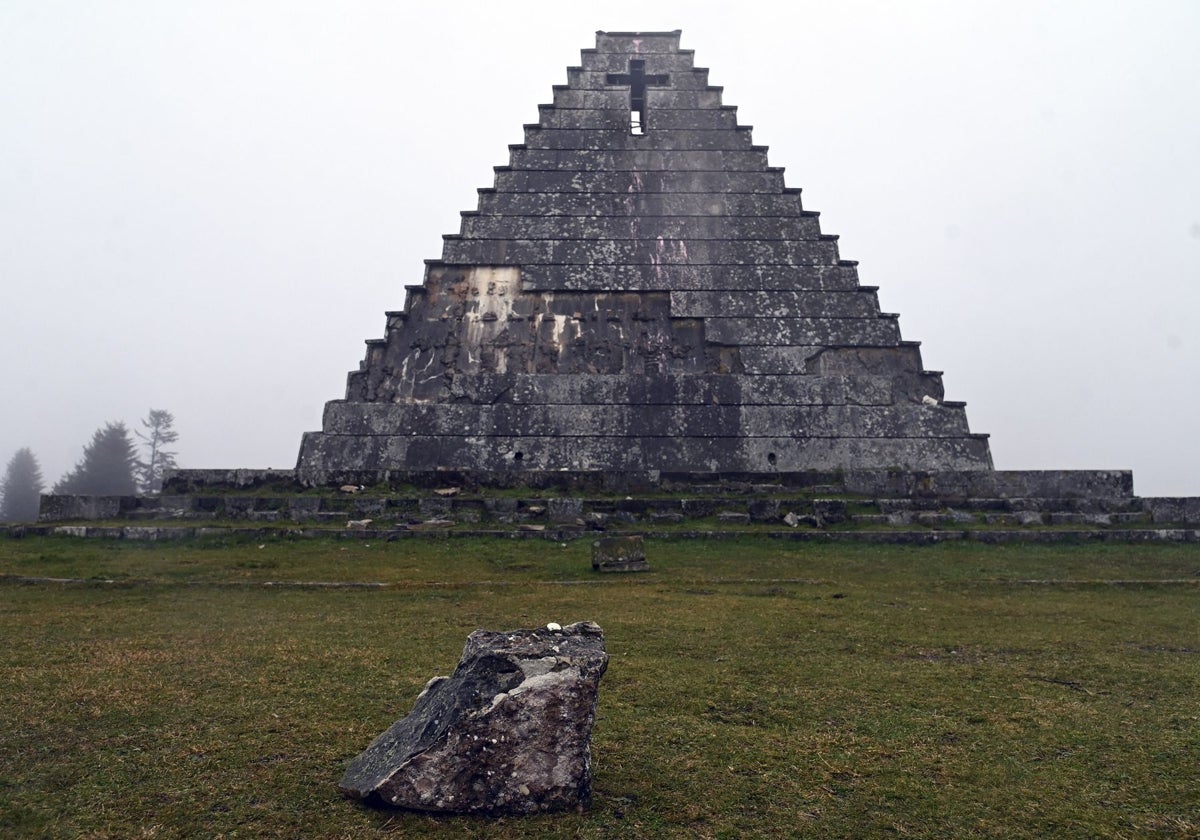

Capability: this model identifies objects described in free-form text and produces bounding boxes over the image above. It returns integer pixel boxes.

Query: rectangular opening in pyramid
[605,59,669,135]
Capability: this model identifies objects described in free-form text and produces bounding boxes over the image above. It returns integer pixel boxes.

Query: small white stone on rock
[546,622,562,632]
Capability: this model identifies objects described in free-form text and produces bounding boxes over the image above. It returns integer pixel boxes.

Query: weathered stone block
[680,498,718,518]
[526,123,744,147]
[670,289,878,319]
[1143,497,1200,525]
[340,622,608,814]
[37,495,122,521]
[507,148,771,172]
[441,235,838,267]
[484,497,518,515]
[747,499,780,522]
[813,499,848,524]
[583,511,610,528]
[222,497,255,517]
[161,468,297,493]
[520,261,862,292]
[1047,512,1112,526]
[591,536,649,572]
[547,498,584,522]
[705,316,898,347]
[461,213,822,241]
[417,498,451,517]
[352,498,386,516]
[480,192,804,219]
[287,497,322,519]
[565,67,714,93]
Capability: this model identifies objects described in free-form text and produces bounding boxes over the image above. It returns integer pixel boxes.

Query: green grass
[2,536,1198,838]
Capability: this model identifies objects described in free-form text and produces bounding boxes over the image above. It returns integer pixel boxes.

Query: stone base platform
[5,524,1199,546]
[14,468,1200,543]
[157,467,1138,500]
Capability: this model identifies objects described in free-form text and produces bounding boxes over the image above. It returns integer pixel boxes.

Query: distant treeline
[0,409,179,523]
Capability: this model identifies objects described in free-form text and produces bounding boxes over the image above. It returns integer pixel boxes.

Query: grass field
[2,535,1198,838]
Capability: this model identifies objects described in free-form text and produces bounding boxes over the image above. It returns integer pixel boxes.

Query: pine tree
[135,409,179,494]
[0,447,45,522]
[54,422,140,496]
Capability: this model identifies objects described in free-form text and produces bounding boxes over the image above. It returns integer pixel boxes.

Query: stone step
[474,191,806,218]
[536,105,736,130]
[564,66,715,92]
[545,90,727,112]
[505,148,773,172]
[158,468,1139,502]
[458,214,823,240]
[579,49,699,75]
[6,523,1199,545]
[320,403,973,439]
[670,290,880,319]
[517,262,861,292]
[298,432,994,473]
[35,491,1181,529]
[493,169,785,195]
[441,235,839,266]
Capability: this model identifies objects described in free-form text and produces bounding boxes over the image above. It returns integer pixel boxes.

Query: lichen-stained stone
[491,169,786,194]
[440,236,841,266]
[518,263,864,292]
[296,30,993,482]
[669,290,881,319]
[459,214,824,241]
[592,536,649,572]
[507,148,773,172]
[476,192,805,217]
[339,622,608,815]
[538,104,736,129]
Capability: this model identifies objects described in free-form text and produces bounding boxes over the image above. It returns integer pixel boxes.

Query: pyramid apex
[595,30,683,37]
[593,31,686,54]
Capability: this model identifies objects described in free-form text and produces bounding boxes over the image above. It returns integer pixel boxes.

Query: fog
[3,1,1198,495]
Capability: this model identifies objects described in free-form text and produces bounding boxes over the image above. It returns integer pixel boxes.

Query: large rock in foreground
[339,621,609,815]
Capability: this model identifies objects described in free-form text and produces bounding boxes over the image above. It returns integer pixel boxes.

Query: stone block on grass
[340,621,608,815]
[591,536,649,572]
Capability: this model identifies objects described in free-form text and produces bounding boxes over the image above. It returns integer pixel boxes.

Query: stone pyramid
[296,30,993,484]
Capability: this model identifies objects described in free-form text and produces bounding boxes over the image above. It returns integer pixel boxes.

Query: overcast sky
[2,1,1198,495]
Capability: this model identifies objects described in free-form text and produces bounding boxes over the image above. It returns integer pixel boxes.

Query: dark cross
[605,59,669,133]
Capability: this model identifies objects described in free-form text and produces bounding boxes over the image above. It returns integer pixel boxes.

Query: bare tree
[136,409,179,494]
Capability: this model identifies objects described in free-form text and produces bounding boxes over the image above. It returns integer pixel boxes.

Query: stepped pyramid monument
[295,30,994,486]
[36,30,1200,530]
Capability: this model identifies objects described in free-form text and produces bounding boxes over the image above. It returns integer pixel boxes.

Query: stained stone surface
[339,621,608,815]
[591,536,648,572]
[296,30,992,482]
